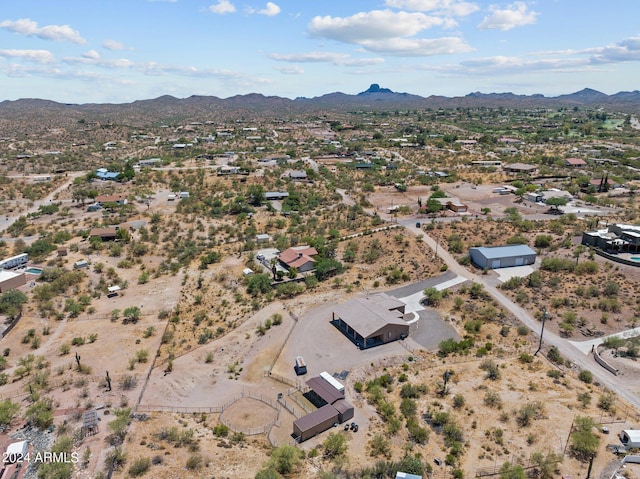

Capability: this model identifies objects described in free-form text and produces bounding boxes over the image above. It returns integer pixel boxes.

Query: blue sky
[1,0,639,104]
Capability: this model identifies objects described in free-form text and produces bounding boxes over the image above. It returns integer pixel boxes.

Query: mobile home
[0,253,28,270]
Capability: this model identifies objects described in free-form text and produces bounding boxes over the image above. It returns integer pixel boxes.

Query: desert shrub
[578,370,593,384]
[185,454,203,470]
[480,359,501,380]
[128,457,151,477]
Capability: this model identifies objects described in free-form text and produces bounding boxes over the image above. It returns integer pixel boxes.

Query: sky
[1,0,639,104]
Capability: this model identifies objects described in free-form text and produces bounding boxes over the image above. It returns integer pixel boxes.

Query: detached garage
[469,245,536,270]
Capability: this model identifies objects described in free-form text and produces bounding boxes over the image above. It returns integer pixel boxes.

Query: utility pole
[535,308,549,356]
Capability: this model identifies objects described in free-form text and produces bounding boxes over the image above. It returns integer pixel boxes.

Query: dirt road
[0,172,83,234]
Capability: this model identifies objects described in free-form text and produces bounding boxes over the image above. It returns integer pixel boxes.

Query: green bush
[128,457,151,477]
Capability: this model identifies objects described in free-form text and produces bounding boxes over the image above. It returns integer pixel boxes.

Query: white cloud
[361,37,473,56]
[275,65,304,74]
[269,51,384,66]
[384,0,480,17]
[258,2,281,16]
[103,40,129,51]
[0,18,86,44]
[0,49,56,63]
[82,50,101,60]
[588,36,640,64]
[308,10,452,44]
[477,2,538,31]
[208,0,236,14]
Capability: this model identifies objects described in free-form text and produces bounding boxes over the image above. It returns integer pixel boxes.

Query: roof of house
[333,294,408,339]
[306,376,345,405]
[503,162,537,171]
[265,191,289,199]
[470,244,536,259]
[565,157,587,166]
[96,194,127,203]
[293,404,339,433]
[90,227,117,237]
[279,246,318,269]
[0,270,23,282]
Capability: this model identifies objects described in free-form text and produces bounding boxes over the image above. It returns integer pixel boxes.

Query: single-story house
[96,194,127,206]
[447,201,467,213]
[289,170,307,181]
[503,163,537,174]
[331,293,409,349]
[565,157,587,168]
[96,168,120,180]
[265,191,289,200]
[620,430,640,448]
[89,227,118,241]
[0,270,26,293]
[279,246,318,273]
[137,158,162,167]
[469,245,537,270]
[582,223,640,253]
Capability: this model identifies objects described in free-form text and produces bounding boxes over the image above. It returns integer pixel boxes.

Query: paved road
[397,216,640,412]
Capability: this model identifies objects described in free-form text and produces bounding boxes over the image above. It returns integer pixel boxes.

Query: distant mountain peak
[359,84,394,95]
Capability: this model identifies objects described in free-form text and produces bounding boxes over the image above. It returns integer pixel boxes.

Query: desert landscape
[1,96,640,479]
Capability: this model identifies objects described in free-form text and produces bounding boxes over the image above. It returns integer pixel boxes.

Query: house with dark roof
[89,227,118,241]
[293,373,354,442]
[278,246,318,273]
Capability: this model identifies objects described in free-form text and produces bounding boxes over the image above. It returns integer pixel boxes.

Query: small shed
[74,259,89,269]
[293,404,339,442]
[57,246,68,257]
[620,429,640,448]
[469,245,536,269]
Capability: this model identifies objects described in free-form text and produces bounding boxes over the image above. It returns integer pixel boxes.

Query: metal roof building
[331,293,409,349]
[469,244,536,270]
[293,405,339,442]
[293,374,355,442]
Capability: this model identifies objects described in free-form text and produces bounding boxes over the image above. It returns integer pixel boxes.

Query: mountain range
[1,85,639,128]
